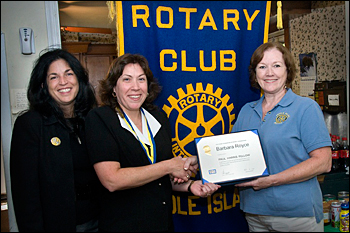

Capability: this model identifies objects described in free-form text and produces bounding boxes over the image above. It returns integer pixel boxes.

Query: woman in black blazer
[85,53,220,232]
[10,49,100,232]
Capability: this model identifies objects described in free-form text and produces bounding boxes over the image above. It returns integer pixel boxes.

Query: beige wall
[1,1,49,90]
[1,0,49,191]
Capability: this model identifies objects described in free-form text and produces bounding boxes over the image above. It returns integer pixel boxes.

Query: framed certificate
[195,129,269,185]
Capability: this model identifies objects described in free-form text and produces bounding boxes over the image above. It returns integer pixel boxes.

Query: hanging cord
[277,1,283,30]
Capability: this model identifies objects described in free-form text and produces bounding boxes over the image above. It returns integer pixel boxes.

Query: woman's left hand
[190,180,221,197]
[235,176,274,191]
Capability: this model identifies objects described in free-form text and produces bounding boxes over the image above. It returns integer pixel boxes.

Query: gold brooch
[50,137,61,146]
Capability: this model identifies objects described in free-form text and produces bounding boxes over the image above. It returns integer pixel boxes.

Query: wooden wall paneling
[84,55,113,105]
[62,42,118,105]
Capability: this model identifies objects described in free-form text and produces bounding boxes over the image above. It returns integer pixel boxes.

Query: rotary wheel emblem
[163,83,235,158]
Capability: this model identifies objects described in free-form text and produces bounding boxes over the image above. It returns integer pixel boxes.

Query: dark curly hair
[27,48,97,124]
[248,42,296,89]
[99,53,162,117]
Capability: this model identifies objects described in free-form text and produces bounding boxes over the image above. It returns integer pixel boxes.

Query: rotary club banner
[111,1,270,231]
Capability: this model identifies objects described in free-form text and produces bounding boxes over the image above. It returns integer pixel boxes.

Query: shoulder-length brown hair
[249,42,296,89]
[99,53,161,117]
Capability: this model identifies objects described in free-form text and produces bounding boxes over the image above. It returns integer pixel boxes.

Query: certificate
[195,129,269,185]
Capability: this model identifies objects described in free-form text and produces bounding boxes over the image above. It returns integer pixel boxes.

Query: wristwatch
[187,180,195,194]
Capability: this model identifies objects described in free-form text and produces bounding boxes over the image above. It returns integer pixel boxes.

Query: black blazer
[10,110,76,232]
[85,106,174,232]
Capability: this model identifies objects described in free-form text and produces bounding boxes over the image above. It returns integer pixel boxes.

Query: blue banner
[115,1,270,231]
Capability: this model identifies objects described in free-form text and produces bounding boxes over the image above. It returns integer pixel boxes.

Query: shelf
[62,42,117,55]
[86,44,117,55]
[62,42,90,53]
[318,171,349,197]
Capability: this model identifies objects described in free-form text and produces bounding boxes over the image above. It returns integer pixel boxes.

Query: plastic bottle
[336,136,341,146]
[331,137,340,172]
[339,137,345,171]
[340,137,349,173]
[336,136,342,168]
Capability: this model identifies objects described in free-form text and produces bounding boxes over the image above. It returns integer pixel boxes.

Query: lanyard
[122,109,156,164]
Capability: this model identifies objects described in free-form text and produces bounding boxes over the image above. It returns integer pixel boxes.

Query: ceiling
[58,1,312,33]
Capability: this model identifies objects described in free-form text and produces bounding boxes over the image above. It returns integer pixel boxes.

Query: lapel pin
[51,137,61,146]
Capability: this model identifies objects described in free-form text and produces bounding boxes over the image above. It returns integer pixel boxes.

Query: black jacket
[85,106,174,232]
[10,110,77,232]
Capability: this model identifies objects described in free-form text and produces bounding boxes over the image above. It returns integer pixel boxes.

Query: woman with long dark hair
[10,48,100,232]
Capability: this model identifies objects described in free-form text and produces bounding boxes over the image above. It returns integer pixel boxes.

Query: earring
[112,92,117,97]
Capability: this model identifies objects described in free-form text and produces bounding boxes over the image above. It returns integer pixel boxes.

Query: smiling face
[113,63,148,116]
[256,48,288,95]
[46,59,79,114]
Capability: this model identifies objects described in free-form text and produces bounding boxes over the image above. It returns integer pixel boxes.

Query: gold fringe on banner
[107,1,116,21]
[277,1,283,30]
[106,1,119,53]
